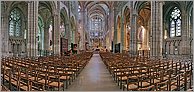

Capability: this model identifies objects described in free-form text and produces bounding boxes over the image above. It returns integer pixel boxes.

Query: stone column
[44,25,49,52]
[74,30,78,47]
[130,11,138,56]
[0,1,2,58]
[73,30,76,44]
[180,10,190,56]
[158,2,164,58]
[79,9,84,50]
[121,11,125,52]
[109,8,114,51]
[81,8,87,50]
[120,8,125,53]
[53,3,60,55]
[143,23,149,50]
[1,11,9,57]
[150,1,163,58]
[65,22,70,51]
[113,8,118,53]
[67,2,71,51]
[27,1,38,57]
[74,17,78,48]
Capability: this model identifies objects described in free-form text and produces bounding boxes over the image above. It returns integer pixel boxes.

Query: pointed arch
[71,16,76,31]
[60,7,69,38]
[60,7,68,24]
[167,6,182,37]
[39,1,56,15]
[136,1,151,51]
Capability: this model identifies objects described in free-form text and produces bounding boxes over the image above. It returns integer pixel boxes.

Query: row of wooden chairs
[1,52,93,91]
[100,52,193,91]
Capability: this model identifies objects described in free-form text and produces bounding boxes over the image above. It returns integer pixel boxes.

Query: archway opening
[37,16,44,56]
[137,1,151,56]
[38,1,53,56]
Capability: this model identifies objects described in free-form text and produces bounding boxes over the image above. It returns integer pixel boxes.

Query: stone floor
[66,54,121,91]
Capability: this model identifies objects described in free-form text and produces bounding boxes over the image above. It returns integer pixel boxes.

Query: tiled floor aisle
[66,54,121,91]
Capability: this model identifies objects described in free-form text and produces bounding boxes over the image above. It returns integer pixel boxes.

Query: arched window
[78,5,81,12]
[9,8,22,37]
[170,7,181,37]
[78,5,81,17]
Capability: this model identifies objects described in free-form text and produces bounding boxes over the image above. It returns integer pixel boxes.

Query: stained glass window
[78,5,81,16]
[170,7,181,37]
[170,20,175,37]
[9,8,22,37]
[9,20,14,36]
[78,5,81,12]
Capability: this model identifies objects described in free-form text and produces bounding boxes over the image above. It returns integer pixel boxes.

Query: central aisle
[66,54,121,91]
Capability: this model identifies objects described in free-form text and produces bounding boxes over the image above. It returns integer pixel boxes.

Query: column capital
[26,1,33,3]
[52,11,59,17]
[64,23,69,26]
[44,26,50,29]
[113,8,120,13]
[158,1,165,5]
[82,9,87,12]
[53,14,59,17]
[132,11,138,16]
[109,7,113,12]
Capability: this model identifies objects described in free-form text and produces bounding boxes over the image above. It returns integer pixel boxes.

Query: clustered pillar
[1,10,9,57]
[27,1,38,57]
[150,1,163,58]
[130,11,138,56]
[53,3,60,55]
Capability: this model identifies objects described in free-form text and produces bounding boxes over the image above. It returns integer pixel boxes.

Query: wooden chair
[3,69,12,90]
[138,65,154,90]
[57,65,71,89]
[117,65,129,89]
[155,69,170,91]
[123,66,140,91]
[168,70,178,91]
[123,75,139,91]
[36,64,49,90]
[1,84,10,91]
[47,66,64,91]
[156,80,168,91]
[18,67,32,91]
